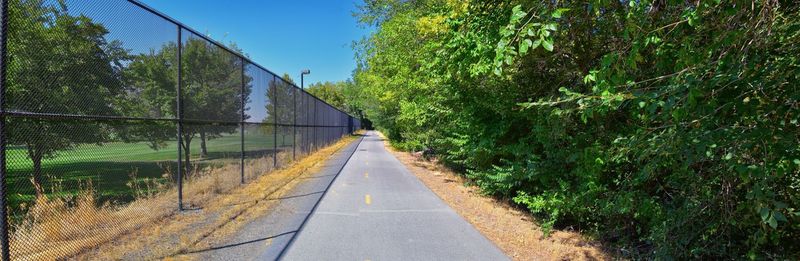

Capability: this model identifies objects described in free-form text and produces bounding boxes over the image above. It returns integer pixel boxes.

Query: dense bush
[352,0,799,259]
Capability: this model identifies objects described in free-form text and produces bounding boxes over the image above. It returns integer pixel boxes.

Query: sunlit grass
[5,133,295,214]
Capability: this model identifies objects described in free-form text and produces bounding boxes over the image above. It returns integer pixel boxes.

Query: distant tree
[307,80,365,119]
[306,81,346,111]
[116,44,179,150]
[180,36,250,172]
[113,36,253,176]
[7,0,128,196]
[265,73,295,125]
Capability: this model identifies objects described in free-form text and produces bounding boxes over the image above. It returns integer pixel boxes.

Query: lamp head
[301,69,311,75]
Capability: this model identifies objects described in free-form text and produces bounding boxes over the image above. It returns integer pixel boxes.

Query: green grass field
[6,130,297,212]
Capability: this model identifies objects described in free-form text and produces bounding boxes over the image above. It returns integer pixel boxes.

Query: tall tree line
[352,0,800,258]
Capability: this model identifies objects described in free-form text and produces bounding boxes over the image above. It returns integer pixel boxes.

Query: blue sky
[137,0,371,85]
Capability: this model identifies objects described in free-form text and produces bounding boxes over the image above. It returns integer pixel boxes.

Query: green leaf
[500,28,513,37]
[497,40,507,49]
[583,73,596,83]
[531,39,542,50]
[511,5,526,22]
[774,211,788,222]
[551,8,570,19]
[519,39,532,54]
[760,208,770,221]
[542,39,554,51]
[671,108,685,121]
[767,214,778,229]
[493,67,502,76]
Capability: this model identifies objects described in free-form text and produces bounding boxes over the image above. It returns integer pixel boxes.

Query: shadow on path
[185,231,297,255]
[184,136,363,260]
[274,136,362,260]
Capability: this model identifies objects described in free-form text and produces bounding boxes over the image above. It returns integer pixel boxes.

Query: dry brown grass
[377,131,612,261]
[10,178,181,261]
[9,137,356,261]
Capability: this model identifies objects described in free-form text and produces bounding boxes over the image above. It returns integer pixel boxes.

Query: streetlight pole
[301,69,310,90]
[296,69,310,159]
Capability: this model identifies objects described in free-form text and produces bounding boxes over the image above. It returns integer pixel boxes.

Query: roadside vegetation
[344,0,800,259]
[11,135,356,260]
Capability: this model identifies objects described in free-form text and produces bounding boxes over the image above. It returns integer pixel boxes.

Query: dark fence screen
[0,0,361,259]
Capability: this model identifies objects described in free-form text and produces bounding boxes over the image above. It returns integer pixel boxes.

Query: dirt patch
[377,132,611,261]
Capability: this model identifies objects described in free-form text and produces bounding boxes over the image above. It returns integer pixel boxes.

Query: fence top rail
[126,0,356,120]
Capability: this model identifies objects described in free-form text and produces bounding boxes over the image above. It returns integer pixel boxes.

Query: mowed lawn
[6,131,297,211]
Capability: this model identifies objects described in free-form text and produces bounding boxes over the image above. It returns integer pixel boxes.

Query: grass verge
[8,135,355,260]
[79,135,356,260]
[7,133,293,209]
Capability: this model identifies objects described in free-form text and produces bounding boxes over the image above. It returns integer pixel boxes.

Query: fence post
[0,0,9,258]
[313,98,317,150]
[176,26,183,211]
[293,86,296,161]
[240,59,245,184]
[273,76,277,168]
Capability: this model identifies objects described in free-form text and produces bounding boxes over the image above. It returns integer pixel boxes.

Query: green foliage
[306,80,364,116]
[7,0,127,194]
[354,0,800,259]
[6,0,253,193]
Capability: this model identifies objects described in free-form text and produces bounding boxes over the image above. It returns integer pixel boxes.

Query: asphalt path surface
[281,131,507,260]
[194,131,508,260]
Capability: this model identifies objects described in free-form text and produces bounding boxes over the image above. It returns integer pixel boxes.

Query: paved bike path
[189,136,363,260]
[280,131,508,260]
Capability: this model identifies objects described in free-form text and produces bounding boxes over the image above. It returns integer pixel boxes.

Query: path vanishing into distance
[192,131,508,260]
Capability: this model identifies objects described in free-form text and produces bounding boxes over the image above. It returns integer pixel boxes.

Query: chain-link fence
[0,0,361,259]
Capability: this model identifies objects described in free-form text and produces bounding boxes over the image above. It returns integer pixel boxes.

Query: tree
[117,44,179,151]
[306,81,346,112]
[7,0,128,196]
[306,80,369,126]
[265,73,295,125]
[261,73,295,149]
[180,36,250,173]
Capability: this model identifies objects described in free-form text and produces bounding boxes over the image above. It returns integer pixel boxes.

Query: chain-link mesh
[0,0,362,259]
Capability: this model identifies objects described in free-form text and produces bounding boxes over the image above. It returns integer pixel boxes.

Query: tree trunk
[182,135,193,177]
[199,131,208,158]
[30,150,45,198]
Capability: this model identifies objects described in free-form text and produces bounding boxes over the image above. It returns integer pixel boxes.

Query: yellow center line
[365,194,372,205]
[365,172,369,179]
